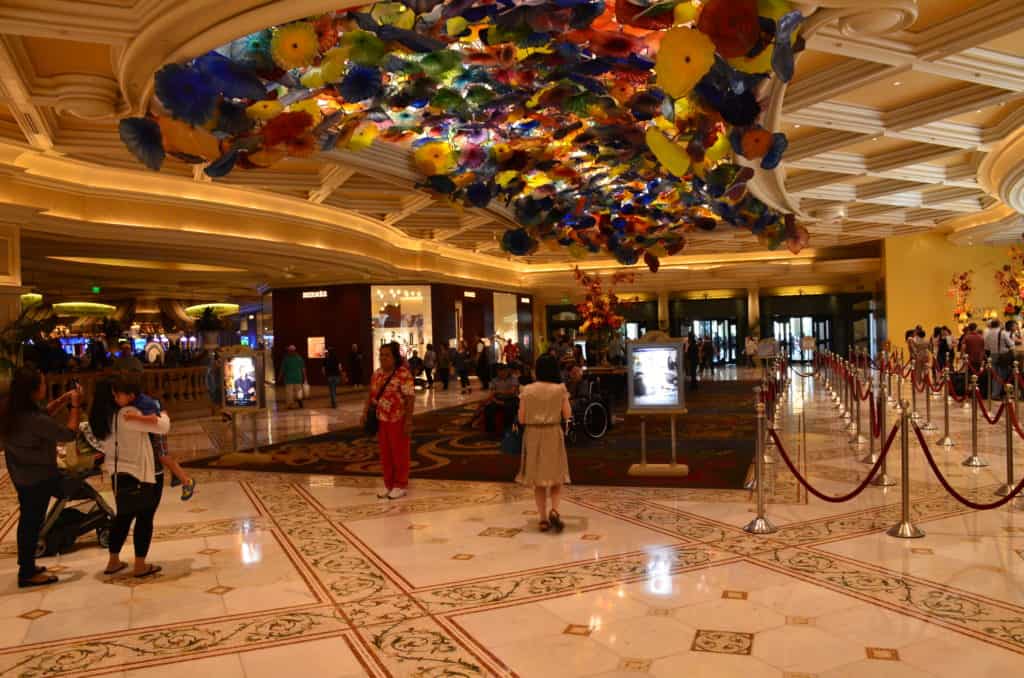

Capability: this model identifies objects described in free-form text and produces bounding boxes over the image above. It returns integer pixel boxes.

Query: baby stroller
[35,434,115,557]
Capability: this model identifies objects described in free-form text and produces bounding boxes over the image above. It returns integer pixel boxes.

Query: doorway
[772,316,832,362]
[688,318,738,364]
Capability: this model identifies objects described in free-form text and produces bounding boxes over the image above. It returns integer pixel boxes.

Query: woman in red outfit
[361,342,415,500]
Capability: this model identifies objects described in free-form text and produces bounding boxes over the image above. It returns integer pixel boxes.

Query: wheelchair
[565,377,611,445]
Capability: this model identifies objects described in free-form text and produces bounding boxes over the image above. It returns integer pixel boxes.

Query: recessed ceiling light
[892,81,902,86]
[1000,101,1007,106]
[872,137,879,141]
[793,124,801,128]
[976,109,983,113]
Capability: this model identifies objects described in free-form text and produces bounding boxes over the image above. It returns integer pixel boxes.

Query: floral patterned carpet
[186,381,757,488]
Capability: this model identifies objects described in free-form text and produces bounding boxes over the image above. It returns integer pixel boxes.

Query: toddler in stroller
[36,432,115,557]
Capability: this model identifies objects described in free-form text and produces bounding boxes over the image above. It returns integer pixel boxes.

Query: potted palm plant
[195,306,222,349]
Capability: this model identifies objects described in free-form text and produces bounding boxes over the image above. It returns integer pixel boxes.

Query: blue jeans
[327,375,341,407]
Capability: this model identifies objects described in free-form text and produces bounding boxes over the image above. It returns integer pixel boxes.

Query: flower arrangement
[995,247,1024,317]
[948,270,973,324]
[118,0,810,270]
[575,266,635,339]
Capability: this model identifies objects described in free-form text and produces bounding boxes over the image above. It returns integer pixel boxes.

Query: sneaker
[376,487,390,499]
[180,479,196,501]
[387,488,407,500]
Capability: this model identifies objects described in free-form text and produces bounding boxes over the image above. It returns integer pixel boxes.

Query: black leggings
[15,476,59,579]
[109,473,163,559]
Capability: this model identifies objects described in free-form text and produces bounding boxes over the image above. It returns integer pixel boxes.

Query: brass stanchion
[996,385,1016,496]
[920,370,937,431]
[860,378,878,464]
[986,357,994,410]
[744,388,777,535]
[962,374,988,468]
[887,400,925,539]
[886,350,895,405]
[910,368,919,421]
[870,379,895,486]
[936,367,954,447]
[850,367,866,445]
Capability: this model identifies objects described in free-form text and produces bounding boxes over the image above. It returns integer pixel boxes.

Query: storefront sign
[520,297,530,304]
[463,290,477,298]
[302,290,327,299]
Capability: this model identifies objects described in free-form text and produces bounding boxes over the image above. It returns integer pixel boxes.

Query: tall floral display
[948,270,973,327]
[118,0,810,270]
[995,247,1024,318]
[575,266,634,361]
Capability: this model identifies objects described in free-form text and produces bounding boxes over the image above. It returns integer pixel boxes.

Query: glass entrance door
[772,316,832,362]
[688,318,738,364]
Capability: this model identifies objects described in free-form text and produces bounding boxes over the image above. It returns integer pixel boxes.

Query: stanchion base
[919,421,937,431]
[886,521,925,539]
[994,483,1014,497]
[627,463,690,478]
[848,434,867,446]
[961,455,989,468]
[870,472,896,487]
[935,436,955,447]
[743,517,778,535]
[859,452,879,465]
[744,477,757,490]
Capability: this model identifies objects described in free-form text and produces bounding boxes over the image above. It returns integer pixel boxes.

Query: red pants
[377,420,410,489]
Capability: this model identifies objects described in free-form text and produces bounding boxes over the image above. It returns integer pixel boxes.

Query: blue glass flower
[772,11,804,83]
[118,117,164,171]
[339,65,383,102]
[760,133,789,170]
[195,52,266,101]
[154,63,218,126]
[501,228,538,256]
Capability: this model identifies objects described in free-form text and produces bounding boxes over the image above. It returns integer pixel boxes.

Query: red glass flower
[696,0,761,59]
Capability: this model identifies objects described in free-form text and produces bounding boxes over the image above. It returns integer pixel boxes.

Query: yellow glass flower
[299,68,325,89]
[655,27,716,99]
[346,121,378,151]
[288,99,323,124]
[246,100,284,120]
[645,128,691,177]
[370,2,415,29]
[412,141,456,176]
[271,22,320,70]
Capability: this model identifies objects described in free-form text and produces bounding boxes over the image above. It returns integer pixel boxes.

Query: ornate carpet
[185,381,757,488]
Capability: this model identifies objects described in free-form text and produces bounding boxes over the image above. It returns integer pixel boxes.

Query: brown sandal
[538,520,551,532]
[18,573,58,588]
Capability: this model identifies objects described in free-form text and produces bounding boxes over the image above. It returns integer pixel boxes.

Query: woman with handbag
[89,377,170,578]
[515,354,572,533]
[0,365,82,588]
[361,342,415,500]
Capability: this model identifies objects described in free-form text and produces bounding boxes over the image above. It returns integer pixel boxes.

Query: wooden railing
[47,367,210,411]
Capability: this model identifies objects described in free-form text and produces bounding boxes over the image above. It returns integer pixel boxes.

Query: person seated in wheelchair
[483,364,520,433]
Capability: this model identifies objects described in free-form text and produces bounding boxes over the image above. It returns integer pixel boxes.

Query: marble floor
[1,367,1023,676]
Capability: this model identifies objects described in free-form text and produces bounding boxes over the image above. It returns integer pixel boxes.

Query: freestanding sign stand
[625,338,688,478]
[218,345,267,452]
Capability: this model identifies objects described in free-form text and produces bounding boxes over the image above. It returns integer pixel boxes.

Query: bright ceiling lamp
[116,0,810,270]
[185,303,240,317]
[52,302,117,317]
[47,256,247,272]
[20,293,43,308]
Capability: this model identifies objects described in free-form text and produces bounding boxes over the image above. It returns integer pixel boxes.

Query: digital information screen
[627,342,685,414]
[223,356,259,408]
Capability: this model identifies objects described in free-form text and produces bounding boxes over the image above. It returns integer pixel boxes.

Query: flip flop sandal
[538,520,551,532]
[104,563,128,576]
[549,511,565,533]
[134,565,162,579]
[18,574,58,588]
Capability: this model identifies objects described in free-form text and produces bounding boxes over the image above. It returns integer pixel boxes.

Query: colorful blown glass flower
[120,0,810,269]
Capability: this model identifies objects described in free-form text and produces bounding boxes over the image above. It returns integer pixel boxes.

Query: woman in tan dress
[516,354,572,532]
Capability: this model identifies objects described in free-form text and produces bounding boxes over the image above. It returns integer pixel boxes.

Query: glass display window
[371,286,432,369]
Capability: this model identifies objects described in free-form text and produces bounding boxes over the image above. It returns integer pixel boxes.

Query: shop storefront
[271,283,533,385]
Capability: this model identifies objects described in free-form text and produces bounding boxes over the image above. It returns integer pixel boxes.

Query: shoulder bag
[364,370,397,436]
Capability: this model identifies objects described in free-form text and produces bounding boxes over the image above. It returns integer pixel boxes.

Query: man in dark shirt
[963,323,985,371]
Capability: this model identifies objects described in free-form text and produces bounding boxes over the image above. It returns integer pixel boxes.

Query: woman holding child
[89,378,171,578]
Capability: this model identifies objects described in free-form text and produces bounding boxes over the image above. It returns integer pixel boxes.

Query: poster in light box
[223,356,258,408]
[627,343,685,414]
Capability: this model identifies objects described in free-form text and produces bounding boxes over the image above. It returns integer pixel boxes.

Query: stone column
[657,292,671,333]
[0,223,24,328]
[747,287,760,336]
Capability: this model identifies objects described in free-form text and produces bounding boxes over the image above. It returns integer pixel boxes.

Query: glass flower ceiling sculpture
[119,0,810,271]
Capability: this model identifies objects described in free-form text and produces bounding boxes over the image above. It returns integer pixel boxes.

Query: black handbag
[364,370,397,436]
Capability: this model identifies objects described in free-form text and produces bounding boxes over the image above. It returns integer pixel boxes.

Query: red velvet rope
[976,390,1006,424]
[767,426,898,503]
[946,378,966,403]
[988,366,1007,387]
[913,423,1024,510]
[926,374,945,394]
[1008,402,1024,442]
